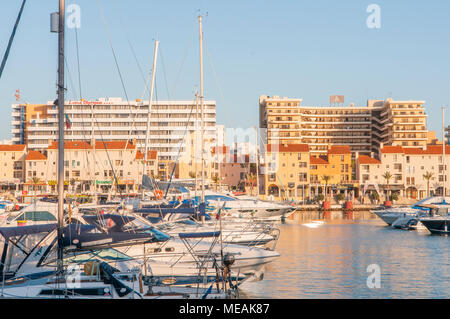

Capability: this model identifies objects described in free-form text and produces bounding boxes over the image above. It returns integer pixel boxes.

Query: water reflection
[240,211,449,299]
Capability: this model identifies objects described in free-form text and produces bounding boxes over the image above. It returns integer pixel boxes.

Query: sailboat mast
[142,40,159,200]
[443,106,446,200]
[194,90,199,200]
[255,126,259,198]
[56,0,65,276]
[199,15,205,203]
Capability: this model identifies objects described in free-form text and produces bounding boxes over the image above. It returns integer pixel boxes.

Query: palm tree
[423,171,434,197]
[382,171,392,201]
[212,175,219,191]
[321,175,332,200]
[30,177,41,204]
[247,173,257,196]
[70,178,76,193]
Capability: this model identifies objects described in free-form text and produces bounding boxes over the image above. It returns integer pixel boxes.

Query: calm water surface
[239,211,450,299]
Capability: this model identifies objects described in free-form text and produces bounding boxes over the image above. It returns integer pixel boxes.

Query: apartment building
[11,98,217,164]
[36,140,143,194]
[309,146,354,198]
[260,144,310,201]
[0,144,27,191]
[135,150,158,178]
[356,144,450,200]
[24,150,48,194]
[259,95,428,156]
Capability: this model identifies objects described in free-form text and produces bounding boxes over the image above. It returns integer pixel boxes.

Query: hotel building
[259,95,428,156]
[11,98,217,163]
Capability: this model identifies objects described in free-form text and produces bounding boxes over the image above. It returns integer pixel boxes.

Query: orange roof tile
[267,144,309,153]
[403,145,450,155]
[211,146,230,155]
[328,145,351,154]
[48,141,92,150]
[25,151,47,161]
[48,140,136,150]
[310,156,329,165]
[358,155,381,164]
[94,141,135,150]
[0,145,25,152]
[135,150,157,160]
[381,146,404,154]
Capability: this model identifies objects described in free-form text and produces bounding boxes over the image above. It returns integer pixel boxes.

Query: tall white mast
[199,15,205,203]
[255,126,259,198]
[194,90,199,200]
[443,106,446,200]
[142,40,159,200]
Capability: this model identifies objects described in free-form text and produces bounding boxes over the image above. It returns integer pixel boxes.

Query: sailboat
[0,1,233,299]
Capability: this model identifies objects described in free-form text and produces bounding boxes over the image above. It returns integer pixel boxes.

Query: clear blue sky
[1,0,450,140]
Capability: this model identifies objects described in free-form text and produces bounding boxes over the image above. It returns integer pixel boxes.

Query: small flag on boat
[201,284,213,299]
[65,113,72,129]
[14,89,20,101]
[216,207,221,220]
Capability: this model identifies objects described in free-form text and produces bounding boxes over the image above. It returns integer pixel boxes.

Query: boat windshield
[175,219,199,226]
[143,227,171,241]
[66,248,131,263]
[8,211,57,223]
[205,195,237,202]
[0,232,50,274]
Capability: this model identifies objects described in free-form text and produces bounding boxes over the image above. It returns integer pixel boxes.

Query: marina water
[240,211,450,299]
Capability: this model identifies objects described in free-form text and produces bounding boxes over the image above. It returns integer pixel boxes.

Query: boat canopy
[61,229,160,250]
[82,214,136,232]
[0,224,56,239]
[178,231,221,239]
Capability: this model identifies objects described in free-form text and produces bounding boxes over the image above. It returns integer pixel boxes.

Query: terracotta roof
[0,145,25,152]
[381,146,404,154]
[25,151,47,161]
[135,150,157,160]
[48,141,92,150]
[358,155,381,165]
[229,154,250,163]
[403,145,450,155]
[310,156,329,165]
[94,141,135,150]
[328,145,351,154]
[211,146,230,155]
[48,140,135,150]
[267,144,309,153]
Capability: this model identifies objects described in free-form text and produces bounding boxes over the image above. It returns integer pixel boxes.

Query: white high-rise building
[11,97,217,161]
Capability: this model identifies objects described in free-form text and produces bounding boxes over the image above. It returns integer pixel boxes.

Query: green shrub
[316,194,325,202]
[370,191,379,200]
[336,193,345,201]
[389,193,398,201]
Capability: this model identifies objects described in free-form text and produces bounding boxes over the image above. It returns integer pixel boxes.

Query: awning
[0,224,56,239]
